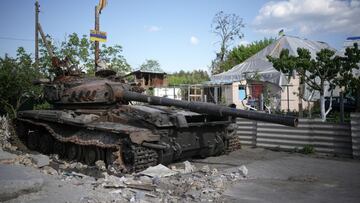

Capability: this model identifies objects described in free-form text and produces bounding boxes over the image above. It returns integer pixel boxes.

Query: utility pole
[94,6,100,72]
[35,0,40,69]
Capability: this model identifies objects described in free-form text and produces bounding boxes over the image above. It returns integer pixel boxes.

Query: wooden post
[94,6,100,72]
[187,85,191,101]
[35,0,39,69]
[260,93,264,111]
[200,87,204,102]
[287,85,290,112]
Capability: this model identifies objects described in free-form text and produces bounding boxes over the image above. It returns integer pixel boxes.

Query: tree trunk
[320,84,326,121]
[320,93,326,121]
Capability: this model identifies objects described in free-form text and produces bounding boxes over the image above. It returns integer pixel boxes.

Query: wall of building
[221,84,234,105]
[154,87,182,100]
[231,81,248,109]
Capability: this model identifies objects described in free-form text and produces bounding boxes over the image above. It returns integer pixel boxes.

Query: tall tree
[268,48,342,121]
[100,44,131,75]
[39,33,130,76]
[0,48,41,118]
[139,59,163,72]
[218,38,275,73]
[167,70,210,86]
[335,43,360,111]
[211,11,245,74]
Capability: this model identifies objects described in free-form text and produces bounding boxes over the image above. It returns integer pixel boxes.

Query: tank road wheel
[54,141,66,158]
[39,133,54,154]
[66,143,82,161]
[15,120,28,141]
[26,131,40,150]
[105,148,116,166]
[84,146,101,166]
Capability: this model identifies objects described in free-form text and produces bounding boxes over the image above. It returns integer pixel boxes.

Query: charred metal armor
[16,69,297,173]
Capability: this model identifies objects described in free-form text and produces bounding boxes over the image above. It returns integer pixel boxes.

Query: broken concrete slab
[30,154,50,168]
[0,149,17,161]
[238,165,248,177]
[139,164,178,178]
[0,164,44,201]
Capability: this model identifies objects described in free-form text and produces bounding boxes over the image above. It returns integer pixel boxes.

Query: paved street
[214,148,360,203]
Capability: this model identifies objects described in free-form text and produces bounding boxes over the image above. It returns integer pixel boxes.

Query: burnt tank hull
[16,75,296,173]
[16,104,239,172]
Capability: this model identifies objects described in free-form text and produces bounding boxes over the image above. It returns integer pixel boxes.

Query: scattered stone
[95,160,106,171]
[31,154,50,168]
[42,166,58,175]
[59,162,70,170]
[183,161,196,173]
[211,168,218,176]
[212,177,224,189]
[14,154,33,166]
[102,173,127,188]
[238,165,248,177]
[201,165,211,174]
[0,116,13,150]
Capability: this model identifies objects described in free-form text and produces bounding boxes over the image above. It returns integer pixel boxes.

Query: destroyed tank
[15,59,298,173]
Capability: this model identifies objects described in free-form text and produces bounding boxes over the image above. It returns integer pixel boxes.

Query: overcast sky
[0,0,359,73]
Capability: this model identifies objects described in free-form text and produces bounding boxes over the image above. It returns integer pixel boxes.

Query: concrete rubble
[0,116,17,151]
[0,145,248,202]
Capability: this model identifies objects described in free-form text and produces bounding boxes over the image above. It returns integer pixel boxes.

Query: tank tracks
[226,136,241,153]
[16,119,159,173]
[131,146,158,172]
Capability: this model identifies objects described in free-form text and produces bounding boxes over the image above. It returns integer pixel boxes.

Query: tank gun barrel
[122,91,298,127]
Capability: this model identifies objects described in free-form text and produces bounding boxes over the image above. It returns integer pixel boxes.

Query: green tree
[335,43,360,111]
[0,48,41,118]
[39,33,130,76]
[139,59,163,72]
[211,11,245,74]
[217,38,275,73]
[100,44,131,75]
[167,70,210,85]
[268,48,343,121]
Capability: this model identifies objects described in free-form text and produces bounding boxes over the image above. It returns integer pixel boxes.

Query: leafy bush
[301,145,315,154]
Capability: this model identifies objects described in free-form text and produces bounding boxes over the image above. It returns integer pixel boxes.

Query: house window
[238,86,246,100]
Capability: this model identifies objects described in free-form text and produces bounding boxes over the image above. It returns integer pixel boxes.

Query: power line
[0,36,34,42]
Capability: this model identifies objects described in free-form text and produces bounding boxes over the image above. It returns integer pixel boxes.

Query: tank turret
[42,75,297,127]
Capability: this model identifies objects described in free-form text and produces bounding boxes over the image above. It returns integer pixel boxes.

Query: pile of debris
[90,162,249,202]
[0,116,14,150]
[1,146,249,202]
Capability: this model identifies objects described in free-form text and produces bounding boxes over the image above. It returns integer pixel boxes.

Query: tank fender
[129,131,160,145]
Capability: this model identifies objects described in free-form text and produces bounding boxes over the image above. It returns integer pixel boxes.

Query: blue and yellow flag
[90,30,107,42]
[98,0,107,13]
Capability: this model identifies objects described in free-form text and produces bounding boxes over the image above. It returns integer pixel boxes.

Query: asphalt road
[205,148,360,203]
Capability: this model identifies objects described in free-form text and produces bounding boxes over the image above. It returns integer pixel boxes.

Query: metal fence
[236,116,355,157]
[351,113,360,159]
